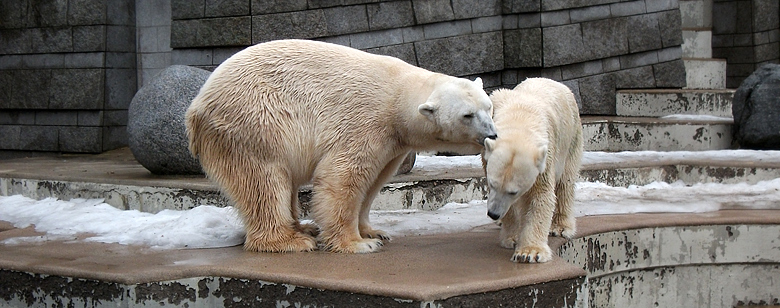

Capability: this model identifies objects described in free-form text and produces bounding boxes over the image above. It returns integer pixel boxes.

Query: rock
[396,152,416,174]
[732,64,780,150]
[128,65,210,175]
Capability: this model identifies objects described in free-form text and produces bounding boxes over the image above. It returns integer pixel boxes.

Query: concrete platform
[1,149,780,307]
[2,209,778,307]
[5,146,780,213]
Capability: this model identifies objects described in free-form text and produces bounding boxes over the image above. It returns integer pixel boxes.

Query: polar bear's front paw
[550,215,576,239]
[352,238,384,253]
[244,232,317,252]
[511,244,553,263]
[324,238,384,253]
[549,224,576,239]
[499,237,517,249]
[360,227,392,241]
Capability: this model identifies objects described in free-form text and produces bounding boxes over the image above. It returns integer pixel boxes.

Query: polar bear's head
[482,136,548,220]
[418,77,497,146]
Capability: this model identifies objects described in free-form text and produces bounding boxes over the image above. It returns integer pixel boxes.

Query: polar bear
[186,39,497,254]
[482,77,582,263]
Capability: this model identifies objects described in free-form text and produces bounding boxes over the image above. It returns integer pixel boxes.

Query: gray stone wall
[0,0,136,156]
[712,0,780,88]
[169,0,687,115]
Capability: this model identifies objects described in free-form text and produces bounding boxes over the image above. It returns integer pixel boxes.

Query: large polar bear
[186,39,497,253]
[482,77,582,263]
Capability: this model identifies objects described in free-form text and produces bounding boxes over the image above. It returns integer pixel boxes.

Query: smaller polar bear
[482,77,583,263]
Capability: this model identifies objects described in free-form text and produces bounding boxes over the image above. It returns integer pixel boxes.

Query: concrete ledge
[582,116,733,151]
[615,89,733,117]
[3,147,780,212]
[683,58,727,89]
[1,211,778,307]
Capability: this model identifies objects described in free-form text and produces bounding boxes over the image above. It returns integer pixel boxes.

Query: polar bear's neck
[394,74,450,143]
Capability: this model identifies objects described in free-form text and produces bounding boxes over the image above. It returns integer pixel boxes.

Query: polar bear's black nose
[487,134,497,140]
[487,210,500,220]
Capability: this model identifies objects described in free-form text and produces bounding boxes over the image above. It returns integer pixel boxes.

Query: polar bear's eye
[463,113,474,119]
[507,191,519,196]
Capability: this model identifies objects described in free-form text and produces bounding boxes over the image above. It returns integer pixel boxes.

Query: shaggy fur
[186,39,496,253]
[482,77,583,263]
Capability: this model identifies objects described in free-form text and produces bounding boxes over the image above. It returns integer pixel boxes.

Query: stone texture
[413,0,455,24]
[50,69,105,109]
[365,43,417,65]
[415,32,503,76]
[615,66,655,89]
[503,28,542,68]
[578,73,616,115]
[658,10,683,47]
[0,1,28,29]
[171,0,204,19]
[26,0,69,27]
[205,0,250,17]
[351,28,404,50]
[251,0,307,14]
[653,59,686,88]
[324,5,369,36]
[626,14,663,53]
[68,0,107,25]
[128,65,209,175]
[452,0,500,19]
[59,126,102,152]
[367,1,415,30]
[30,27,73,53]
[542,0,621,11]
[543,23,586,66]
[171,17,251,48]
[502,0,540,13]
[582,18,628,59]
[19,126,58,151]
[732,64,780,149]
[252,11,327,43]
[73,25,107,52]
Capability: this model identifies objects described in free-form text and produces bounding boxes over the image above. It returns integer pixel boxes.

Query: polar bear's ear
[473,77,483,88]
[535,143,548,173]
[418,102,437,120]
[484,137,496,153]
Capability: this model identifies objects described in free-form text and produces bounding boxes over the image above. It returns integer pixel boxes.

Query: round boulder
[732,64,780,149]
[128,65,210,175]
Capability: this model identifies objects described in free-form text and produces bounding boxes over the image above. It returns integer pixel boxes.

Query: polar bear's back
[489,77,582,178]
[490,78,579,135]
[186,40,428,160]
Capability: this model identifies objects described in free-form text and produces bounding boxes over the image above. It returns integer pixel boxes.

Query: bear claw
[360,228,392,241]
[512,245,552,263]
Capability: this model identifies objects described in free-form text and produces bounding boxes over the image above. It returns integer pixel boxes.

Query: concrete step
[582,116,732,152]
[616,89,734,117]
[2,211,778,307]
[6,147,780,214]
[682,29,713,58]
[680,0,713,29]
[684,58,727,89]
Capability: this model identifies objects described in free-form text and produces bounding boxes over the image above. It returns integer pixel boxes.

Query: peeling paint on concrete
[582,120,732,152]
[616,90,734,117]
[559,225,780,307]
[2,224,778,307]
[0,178,230,213]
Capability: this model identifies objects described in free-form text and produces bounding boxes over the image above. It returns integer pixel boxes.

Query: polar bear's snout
[477,113,498,145]
[487,209,502,220]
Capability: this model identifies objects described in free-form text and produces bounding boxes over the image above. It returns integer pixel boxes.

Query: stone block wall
[712,0,780,88]
[0,0,136,156]
[169,0,687,115]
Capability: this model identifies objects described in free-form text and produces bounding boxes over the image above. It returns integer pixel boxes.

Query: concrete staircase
[583,88,734,152]
[680,0,727,90]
